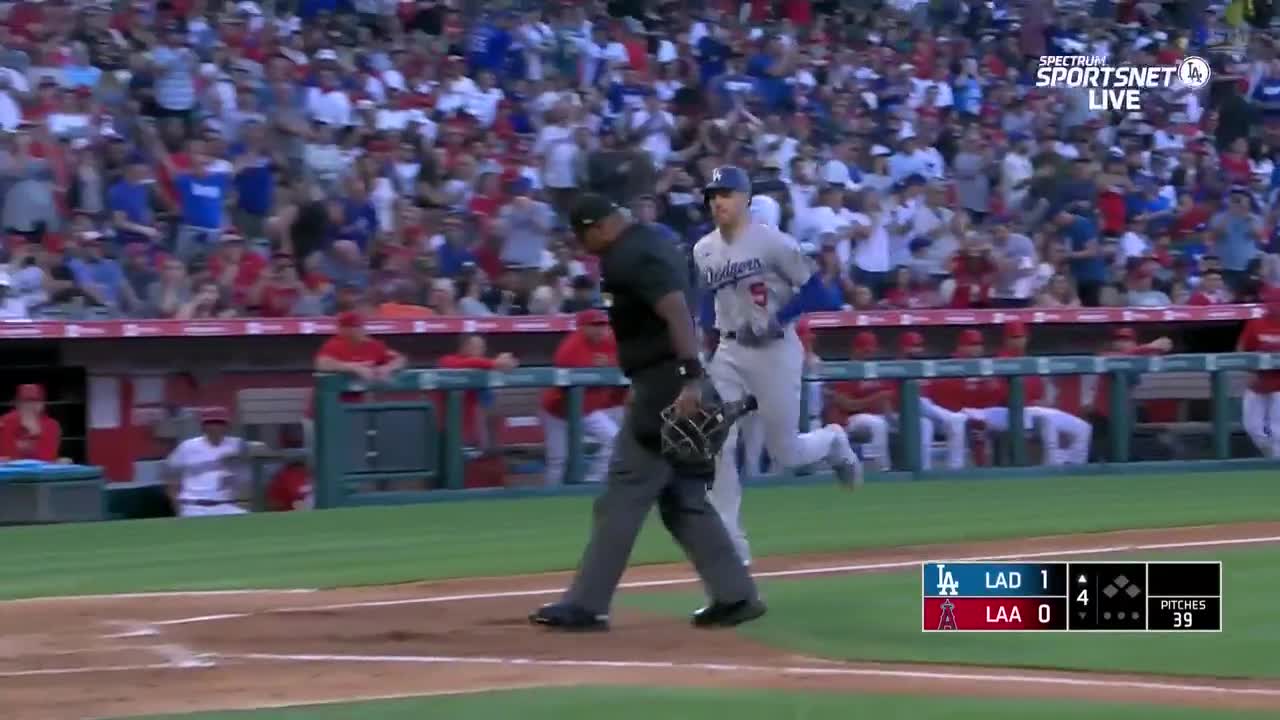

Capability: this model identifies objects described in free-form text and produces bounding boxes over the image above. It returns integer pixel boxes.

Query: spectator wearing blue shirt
[66,235,136,313]
[229,119,276,240]
[1125,179,1174,233]
[696,30,730,86]
[435,212,478,278]
[745,38,794,111]
[106,156,160,246]
[1209,190,1264,292]
[336,176,379,252]
[713,56,761,114]
[1056,210,1106,307]
[607,69,652,114]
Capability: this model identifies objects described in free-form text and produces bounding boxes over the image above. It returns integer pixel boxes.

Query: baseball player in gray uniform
[695,166,864,565]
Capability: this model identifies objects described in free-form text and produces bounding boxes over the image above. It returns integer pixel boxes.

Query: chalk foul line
[217,652,1280,698]
[146,531,1280,626]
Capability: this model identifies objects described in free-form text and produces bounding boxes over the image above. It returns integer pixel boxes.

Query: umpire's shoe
[691,598,768,629]
[529,602,610,631]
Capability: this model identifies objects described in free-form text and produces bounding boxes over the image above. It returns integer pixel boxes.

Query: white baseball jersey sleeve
[694,223,816,332]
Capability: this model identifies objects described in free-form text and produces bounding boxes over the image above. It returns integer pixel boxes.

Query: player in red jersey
[901,331,968,469]
[962,322,1092,465]
[539,309,623,484]
[824,332,899,470]
[1237,287,1280,457]
[0,384,66,462]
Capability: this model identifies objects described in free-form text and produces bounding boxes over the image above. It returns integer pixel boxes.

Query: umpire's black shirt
[600,222,690,447]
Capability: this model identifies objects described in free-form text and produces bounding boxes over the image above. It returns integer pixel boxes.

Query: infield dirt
[3,522,1279,720]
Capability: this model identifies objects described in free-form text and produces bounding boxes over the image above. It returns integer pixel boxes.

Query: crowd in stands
[3,0,1280,321]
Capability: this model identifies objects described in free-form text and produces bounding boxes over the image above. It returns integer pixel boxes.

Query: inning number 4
[749,281,768,308]
[1076,589,1089,605]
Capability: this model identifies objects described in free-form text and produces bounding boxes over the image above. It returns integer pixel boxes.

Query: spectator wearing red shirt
[1187,270,1234,305]
[207,232,266,310]
[251,253,307,317]
[1236,287,1280,457]
[437,335,518,449]
[948,241,996,308]
[539,309,622,484]
[0,384,68,463]
[824,331,896,470]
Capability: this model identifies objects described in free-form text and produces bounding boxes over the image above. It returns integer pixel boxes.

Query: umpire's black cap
[569,193,620,235]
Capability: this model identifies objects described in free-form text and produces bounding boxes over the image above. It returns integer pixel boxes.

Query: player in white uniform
[694,166,863,565]
[166,407,266,517]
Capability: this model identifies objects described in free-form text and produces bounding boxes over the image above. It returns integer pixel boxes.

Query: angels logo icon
[938,599,958,630]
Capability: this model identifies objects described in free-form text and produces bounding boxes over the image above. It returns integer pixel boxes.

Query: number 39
[1173,611,1193,628]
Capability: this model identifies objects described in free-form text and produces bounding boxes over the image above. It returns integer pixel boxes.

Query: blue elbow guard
[777,273,829,324]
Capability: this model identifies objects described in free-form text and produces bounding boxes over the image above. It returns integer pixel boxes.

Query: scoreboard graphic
[921,561,1221,632]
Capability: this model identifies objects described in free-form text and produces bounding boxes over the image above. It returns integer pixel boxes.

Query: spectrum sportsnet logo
[1034,55,1211,111]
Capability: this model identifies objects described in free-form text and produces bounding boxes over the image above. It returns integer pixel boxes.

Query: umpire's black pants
[561,412,759,615]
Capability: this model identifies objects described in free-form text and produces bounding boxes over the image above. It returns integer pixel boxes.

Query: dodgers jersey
[693,222,815,333]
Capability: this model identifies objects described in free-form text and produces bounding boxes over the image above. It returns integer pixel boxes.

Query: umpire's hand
[674,382,702,417]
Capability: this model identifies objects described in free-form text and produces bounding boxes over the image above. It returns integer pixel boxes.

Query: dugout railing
[310,353,1280,509]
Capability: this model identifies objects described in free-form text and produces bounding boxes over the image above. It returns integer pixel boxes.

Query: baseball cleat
[529,602,610,632]
[691,598,767,628]
[833,458,864,490]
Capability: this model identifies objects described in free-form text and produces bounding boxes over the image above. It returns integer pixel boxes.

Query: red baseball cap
[200,406,231,425]
[900,331,925,350]
[853,331,878,352]
[957,329,984,347]
[336,311,364,329]
[1112,327,1136,340]
[15,384,45,401]
[576,308,609,326]
[1004,321,1027,339]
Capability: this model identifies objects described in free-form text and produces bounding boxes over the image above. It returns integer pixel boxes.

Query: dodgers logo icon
[936,563,959,596]
[712,168,722,184]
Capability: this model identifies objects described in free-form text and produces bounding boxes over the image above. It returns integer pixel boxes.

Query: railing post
[312,374,343,509]
[565,385,585,484]
[899,379,922,476]
[799,372,811,433]
[1211,370,1231,459]
[1007,375,1027,466]
[443,390,465,489]
[1108,371,1131,463]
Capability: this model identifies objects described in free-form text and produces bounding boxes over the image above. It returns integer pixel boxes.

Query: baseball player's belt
[723,329,786,342]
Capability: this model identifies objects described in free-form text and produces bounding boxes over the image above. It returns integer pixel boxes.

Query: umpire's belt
[722,329,786,342]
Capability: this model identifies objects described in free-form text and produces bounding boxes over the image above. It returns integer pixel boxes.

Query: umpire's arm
[629,245,703,365]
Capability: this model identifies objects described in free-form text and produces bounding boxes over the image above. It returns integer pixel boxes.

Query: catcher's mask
[659,384,759,466]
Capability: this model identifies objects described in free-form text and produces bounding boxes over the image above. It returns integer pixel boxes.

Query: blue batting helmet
[703,165,752,206]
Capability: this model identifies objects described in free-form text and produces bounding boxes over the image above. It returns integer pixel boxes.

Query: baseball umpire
[529,193,766,632]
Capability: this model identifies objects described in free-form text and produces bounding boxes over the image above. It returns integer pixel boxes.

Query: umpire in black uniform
[529,194,765,632]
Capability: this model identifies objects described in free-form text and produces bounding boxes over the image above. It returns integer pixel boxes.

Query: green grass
[3,471,1279,599]
[626,546,1280,678]
[113,686,1279,720]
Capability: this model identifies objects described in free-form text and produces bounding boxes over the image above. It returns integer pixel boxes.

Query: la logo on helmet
[712,169,722,183]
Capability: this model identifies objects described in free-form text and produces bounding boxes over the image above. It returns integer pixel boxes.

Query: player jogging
[695,165,863,566]
[1236,287,1280,457]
